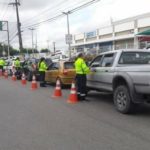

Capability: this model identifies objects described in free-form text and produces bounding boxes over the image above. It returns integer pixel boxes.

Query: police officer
[74,53,90,101]
[38,57,48,87]
[14,57,21,69]
[14,57,21,78]
[0,57,5,72]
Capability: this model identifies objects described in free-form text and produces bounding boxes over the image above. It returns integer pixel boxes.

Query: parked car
[45,61,76,86]
[3,61,14,75]
[22,59,40,81]
[87,49,150,114]
[24,58,52,81]
[4,60,23,77]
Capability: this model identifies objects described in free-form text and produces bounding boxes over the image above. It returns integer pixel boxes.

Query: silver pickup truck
[87,49,150,114]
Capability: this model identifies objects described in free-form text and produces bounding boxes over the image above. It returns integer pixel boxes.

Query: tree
[40,49,50,53]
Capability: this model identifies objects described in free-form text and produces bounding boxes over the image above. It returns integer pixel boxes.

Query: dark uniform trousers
[39,71,46,87]
[76,74,87,100]
[0,65,3,71]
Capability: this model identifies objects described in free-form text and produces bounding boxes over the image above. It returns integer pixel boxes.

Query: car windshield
[119,52,150,64]
[64,62,74,69]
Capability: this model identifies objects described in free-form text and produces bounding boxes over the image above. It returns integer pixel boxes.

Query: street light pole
[53,42,56,54]
[63,11,72,59]
[6,21,10,58]
[29,28,35,57]
[1,21,10,58]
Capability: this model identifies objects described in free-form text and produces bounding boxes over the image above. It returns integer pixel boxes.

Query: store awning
[137,29,150,36]
[136,29,150,41]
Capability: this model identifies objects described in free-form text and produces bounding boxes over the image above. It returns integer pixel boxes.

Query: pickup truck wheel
[114,85,133,114]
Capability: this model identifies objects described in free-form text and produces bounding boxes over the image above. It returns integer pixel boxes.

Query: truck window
[101,54,115,67]
[90,55,103,67]
[119,52,150,64]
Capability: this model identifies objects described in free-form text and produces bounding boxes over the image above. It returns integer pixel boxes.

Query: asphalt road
[0,77,150,150]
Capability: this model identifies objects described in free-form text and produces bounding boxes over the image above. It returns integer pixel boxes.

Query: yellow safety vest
[74,58,90,75]
[0,59,5,66]
[38,61,47,72]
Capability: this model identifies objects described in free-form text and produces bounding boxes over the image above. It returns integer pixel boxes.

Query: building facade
[72,12,150,54]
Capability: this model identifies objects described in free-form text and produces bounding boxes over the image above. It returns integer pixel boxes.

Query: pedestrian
[0,57,5,73]
[38,57,48,87]
[74,53,90,101]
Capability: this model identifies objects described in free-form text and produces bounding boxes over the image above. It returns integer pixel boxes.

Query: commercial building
[72,12,150,54]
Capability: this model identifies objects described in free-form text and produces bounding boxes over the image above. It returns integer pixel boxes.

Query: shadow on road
[87,91,150,116]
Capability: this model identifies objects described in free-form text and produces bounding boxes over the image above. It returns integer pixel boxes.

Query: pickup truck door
[97,53,116,91]
[87,55,103,88]
[87,53,116,91]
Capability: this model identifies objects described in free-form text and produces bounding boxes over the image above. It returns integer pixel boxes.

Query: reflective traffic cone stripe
[12,71,16,81]
[31,75,38,90]
[52,79,62,98]
[67,81,78,104]
[21,73,27,85]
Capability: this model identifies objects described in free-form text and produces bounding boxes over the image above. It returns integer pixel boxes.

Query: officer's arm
[81,60,90,74]
[43,63,48,70]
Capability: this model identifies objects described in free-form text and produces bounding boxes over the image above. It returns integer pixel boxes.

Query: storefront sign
[86,31,97,38]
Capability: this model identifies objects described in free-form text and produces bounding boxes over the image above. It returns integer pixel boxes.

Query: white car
[4,61,15,75]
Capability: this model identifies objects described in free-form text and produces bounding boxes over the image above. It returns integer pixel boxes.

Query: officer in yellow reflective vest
[14,57,21,69]
[74,53,90,101]
[38,57,48,87]
[0,58,5,72]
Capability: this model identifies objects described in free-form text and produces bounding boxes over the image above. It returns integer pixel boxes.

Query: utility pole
[62,11,72,59]
[53,42,56,54]
[9,0,23,52]
[35,32,38,52]
[6,21,10,58]
[0,21,10,58]
[28,28,35,57]
[47,40,50,51]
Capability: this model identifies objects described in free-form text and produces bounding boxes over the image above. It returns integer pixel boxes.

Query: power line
[22,0,101,29]
[21,0,85,27]
[22,0,70,24]
[22,0,92,28]
[71,0,100,13]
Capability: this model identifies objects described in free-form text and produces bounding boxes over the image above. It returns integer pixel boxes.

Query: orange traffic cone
[12,71,16,81]
[52,79,62,98]
[31,75,38,90]
[67,81,78,104]
[0,69,2,77]
[4,70,8,79]
[21,73,27,85]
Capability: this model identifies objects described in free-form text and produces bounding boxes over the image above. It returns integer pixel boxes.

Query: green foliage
[0,43,19,56]
[40,49,50,53]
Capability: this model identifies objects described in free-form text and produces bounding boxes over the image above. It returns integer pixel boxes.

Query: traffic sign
[65,34,72,44]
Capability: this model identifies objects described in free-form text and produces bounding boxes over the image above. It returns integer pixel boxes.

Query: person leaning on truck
[38,57,48,87]
[74,53,90,101]
[0,57,6,72]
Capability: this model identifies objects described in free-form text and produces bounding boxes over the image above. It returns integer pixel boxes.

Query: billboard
[86,31,97,39]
